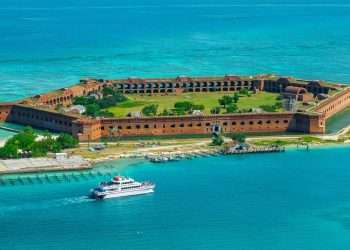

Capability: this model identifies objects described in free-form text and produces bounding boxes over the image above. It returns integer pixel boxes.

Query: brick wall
[0,103,14,122]
[7,105,79,133]
[314,88,350,119]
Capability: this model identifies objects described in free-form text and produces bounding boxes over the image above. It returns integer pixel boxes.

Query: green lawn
[106,91,281,117]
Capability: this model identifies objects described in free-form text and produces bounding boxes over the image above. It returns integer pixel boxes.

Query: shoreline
[80,139,350,166]
[1,133,350,176]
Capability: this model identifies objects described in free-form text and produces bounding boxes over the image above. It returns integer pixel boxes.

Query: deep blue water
[1,148,350,250]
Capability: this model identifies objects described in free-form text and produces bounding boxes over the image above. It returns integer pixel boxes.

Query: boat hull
[91,185,155,200]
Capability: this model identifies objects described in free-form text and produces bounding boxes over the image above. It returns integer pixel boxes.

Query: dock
[223,145,285,155]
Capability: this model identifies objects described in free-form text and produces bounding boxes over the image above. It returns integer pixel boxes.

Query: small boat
[90,176,155,200]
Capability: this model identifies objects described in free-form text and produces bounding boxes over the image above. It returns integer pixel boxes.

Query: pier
[223,145,285,155]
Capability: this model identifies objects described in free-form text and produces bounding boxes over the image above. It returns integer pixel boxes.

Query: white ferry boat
[90,176,155,200]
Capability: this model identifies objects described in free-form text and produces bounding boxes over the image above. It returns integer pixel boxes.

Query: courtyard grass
[106,91,281,117]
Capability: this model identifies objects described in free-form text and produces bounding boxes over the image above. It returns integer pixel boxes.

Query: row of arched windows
[101,119,290,131]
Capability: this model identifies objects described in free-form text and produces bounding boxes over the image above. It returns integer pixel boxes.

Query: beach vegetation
[0,127,78,159]
[211,133,224,146]
[231,133,247,144]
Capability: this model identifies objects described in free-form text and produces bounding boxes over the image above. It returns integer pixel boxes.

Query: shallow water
[1,147,350,249]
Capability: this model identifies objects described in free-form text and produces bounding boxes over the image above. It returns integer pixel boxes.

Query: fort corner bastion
[1,74,350,141]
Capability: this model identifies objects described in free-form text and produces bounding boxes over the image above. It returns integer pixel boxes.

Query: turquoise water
[1,148,350,249]
[1,1,350,102]
[2,1,350,249]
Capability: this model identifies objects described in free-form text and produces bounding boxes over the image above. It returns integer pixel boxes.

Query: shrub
[211,134,224,146]
[56,133,79,149]
[226,104,238,113]
[218,96,233,108]
[231,133,246,144]
[142,104,158,116]
[174,101,193,112]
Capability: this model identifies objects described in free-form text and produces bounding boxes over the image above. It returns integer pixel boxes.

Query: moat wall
[314,88,350,119]
[5,105,79,134]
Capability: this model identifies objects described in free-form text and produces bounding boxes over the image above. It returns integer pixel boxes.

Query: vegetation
[73,87,127,117]
[142,104,159,116]
[211,133,224,146]
[218,95,234,108]
[259,102,283,112]
[251,136,336,147]
[231,133,247,144]
[226,104,238,113]
[106,92,281,117]
[0,127,78,159]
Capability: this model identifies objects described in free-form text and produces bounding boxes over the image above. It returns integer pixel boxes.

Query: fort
[1,74,350,141]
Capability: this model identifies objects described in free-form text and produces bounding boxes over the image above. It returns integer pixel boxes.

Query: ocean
[1,1,350,102]
[1,1,350,249]
[1,148,350,250]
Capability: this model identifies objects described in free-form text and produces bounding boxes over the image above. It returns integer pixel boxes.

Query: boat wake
[0,196,93,215]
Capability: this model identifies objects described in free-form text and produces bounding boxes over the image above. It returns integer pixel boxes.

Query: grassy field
[106,91,281,117]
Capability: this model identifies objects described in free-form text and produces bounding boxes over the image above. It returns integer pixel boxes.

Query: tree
[56,133,79,149]
[113,92,127,102]
[98,110,114,117]
[102,86,115,97]
[226,104,238,113]
[97,96,117,109]
[233,92,240,103]
[0,143,19,159]
[7,127,36,152]
[142,104,158,116]
[210,106,221,114]
[0,130,77,160]
[211,134,224,146]
[40,134,61,153]
[73,96,95,106]
[192,104,205,111]
[260,102,282,112]
[85,103,100,117]
[174,101,193,112]
[218,95,233,108]
[31,141,49,157]
[239,89,249,96]
[231,133,246,144]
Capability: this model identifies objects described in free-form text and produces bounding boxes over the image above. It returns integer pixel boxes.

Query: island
[0,73,350,172]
